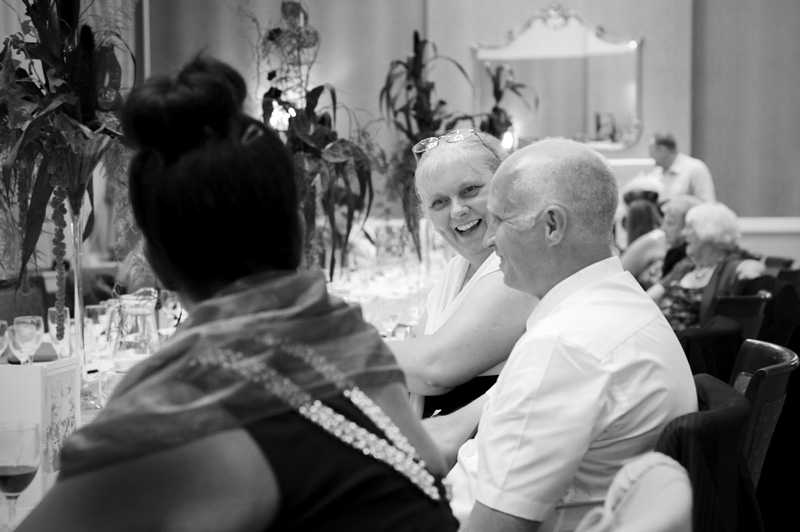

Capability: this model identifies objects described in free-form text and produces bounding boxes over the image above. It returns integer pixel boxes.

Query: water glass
[0,320,7,357]
[47,307,71,359]
[13,316,44,358]
[85,304,111,357]
[98,369,127,408]
[6,325,38,365]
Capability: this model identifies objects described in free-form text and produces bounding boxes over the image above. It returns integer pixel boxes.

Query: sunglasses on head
[411,128,495,162]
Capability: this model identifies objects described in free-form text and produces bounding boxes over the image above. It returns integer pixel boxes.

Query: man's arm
[422,393,488,470]
[461,502,540,532]
[690,160,716,202]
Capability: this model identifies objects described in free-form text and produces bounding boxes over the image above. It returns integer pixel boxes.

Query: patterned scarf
[60,268,404,478]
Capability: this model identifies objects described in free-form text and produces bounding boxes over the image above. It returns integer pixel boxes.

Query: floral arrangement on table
[0,0,134,343]
[379,31,474,259]
[242,1,385,278]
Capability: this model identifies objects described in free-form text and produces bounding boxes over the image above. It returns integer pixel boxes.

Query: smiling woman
[387,130,538,418]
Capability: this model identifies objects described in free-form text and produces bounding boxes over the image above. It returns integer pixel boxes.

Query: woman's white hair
[684,202,741,249]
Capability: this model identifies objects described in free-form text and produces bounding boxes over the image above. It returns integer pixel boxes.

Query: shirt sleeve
[474,336,611,522]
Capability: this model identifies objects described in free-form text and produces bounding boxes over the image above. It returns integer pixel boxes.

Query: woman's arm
[388,271,537,396]
[17,429,278,532]
[621,230,666,280]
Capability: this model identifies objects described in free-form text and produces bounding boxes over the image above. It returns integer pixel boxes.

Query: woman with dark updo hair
[18,57,457,532]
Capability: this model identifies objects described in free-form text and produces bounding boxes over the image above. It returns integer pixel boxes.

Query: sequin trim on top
[188,337,444,502]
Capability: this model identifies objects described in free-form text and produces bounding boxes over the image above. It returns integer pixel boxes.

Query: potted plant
[247,0,382,279]
[379,31,473,259]
[0,0,133,355]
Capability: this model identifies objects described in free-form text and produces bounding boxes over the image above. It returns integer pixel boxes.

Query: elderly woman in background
[622,194,702,288]
[388,129,537,418]
[19,57,456,532]
[647,202,764,332]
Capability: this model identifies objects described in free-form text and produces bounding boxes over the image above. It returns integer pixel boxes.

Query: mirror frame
[472,2,644,151]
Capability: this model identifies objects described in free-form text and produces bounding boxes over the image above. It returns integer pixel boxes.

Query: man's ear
[544,206,567,246]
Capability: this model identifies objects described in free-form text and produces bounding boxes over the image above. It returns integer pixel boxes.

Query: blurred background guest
[647,202,764,332]
[18,56,456,532]
[648,132,716,203]
[621,194,703,289]
[388,129,537,418]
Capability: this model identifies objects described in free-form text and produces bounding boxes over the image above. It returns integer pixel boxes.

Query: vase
[68,203,101,411]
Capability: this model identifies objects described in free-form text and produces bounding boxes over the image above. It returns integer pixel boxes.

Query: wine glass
[13,316,44,361]
[0,321,7,358]
[47,307,71,359]
[6,325,38,365]
[0,423,40,530]
[85,304,111,361]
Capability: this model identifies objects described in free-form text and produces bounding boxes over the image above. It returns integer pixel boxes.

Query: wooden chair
[728,339,799,488]
[755,326,800,531]
[763,256,794,276]
[677,315,743,382]
[710,291,771,340]
[777,268,800,296]
[655,373,763,532]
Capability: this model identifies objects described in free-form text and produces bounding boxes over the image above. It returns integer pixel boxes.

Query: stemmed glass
[0,423,40,531]
[12,316,44,363]
[6,326,38,366]
[47,307,71,359]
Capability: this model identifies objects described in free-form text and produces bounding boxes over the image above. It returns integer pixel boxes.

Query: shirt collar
[527,256,623,329]
[665,152,687,175]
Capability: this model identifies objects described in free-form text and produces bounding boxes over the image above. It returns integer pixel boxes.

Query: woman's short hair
[684,202,741,250]
[414,130,508,199]
[123,56,301,294]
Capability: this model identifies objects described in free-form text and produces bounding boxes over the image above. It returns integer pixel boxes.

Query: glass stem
[4,495,18,528]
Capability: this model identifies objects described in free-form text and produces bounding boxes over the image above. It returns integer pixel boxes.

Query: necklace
[693,265,715,279]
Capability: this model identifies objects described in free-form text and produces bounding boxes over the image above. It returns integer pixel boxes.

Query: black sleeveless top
[423,375,498,418]
[245,394,457,531]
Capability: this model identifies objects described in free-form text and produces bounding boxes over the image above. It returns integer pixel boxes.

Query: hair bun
[122,56,248,160]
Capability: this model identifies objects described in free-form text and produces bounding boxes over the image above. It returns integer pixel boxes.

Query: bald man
[430,139,697,532]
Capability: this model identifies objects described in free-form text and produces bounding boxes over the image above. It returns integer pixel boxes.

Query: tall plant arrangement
[0,0,133,350]
[244,1,382,279]
[379,31,473,259]
[478,63,536,139]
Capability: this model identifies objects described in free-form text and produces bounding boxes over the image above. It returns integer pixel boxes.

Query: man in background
[648,132,716,203]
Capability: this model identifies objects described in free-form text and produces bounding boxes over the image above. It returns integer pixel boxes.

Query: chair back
[655,373,762,532]
[677,315,743,381]
[728,339,799,488]
[762,256,794,276]
[777,268,800,296]
[755,327,800,531]
[710,291,771,340]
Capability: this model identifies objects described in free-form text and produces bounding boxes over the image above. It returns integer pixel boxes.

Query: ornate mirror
[472,3,643,151]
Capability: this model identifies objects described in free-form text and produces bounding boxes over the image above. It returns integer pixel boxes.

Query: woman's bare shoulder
[18,429,277,532]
